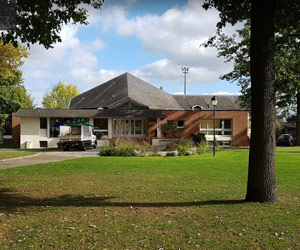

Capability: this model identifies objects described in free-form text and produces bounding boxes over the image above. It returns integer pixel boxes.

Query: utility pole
[181,67,189,96]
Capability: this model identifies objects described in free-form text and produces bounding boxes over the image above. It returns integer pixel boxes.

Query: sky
[20,0,240,106]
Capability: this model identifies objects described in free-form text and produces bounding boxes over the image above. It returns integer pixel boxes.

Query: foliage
[0,44,33,133]
[196,142,207,155]
[276,120,284,138]
[42,82,79,109]
[100,138,142,157]
[161,122,177,138]
[99,146,116,156]
[0,151,300,249]
[191,133,206,146]
[100,146,139,157]
[165,140,179,151]
[165,151,177,157]
[176,139,195,156]
[0,41,28,79]
[1,0,104,49]
[143,141,154,152]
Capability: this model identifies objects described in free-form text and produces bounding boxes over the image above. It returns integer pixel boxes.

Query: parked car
[276,134,295,146]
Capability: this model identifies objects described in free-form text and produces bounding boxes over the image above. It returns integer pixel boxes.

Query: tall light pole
[181,67,189,96]
[211,96,218,157]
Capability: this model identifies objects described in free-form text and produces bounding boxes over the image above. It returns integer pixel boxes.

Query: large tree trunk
[246,0,278,202]
[296,91,300,146]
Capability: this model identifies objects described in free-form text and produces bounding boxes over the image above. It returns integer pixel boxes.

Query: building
[12,73,250,149]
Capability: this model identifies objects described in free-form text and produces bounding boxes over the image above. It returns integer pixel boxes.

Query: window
[200,119,232,135]
[39,141,48,148]
[112,118,147,136]
[177,120,185,128]
[40,118,47,129]
[199,119,233,147]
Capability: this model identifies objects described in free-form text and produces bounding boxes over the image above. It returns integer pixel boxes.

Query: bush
[166,151,178,157]
[191,133,206,145]
[177,145,194,156]
[143,141,154,152]
[115,146,138,157]
[100,146,116,156]
[165,140,178,151]
[196,142,207,155]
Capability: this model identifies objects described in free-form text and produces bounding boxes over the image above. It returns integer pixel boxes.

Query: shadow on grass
[0,188,245,212]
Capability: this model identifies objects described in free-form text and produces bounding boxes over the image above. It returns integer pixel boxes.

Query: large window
[199,119,232,135]
[200,119,232,147]
[113,119,147,137]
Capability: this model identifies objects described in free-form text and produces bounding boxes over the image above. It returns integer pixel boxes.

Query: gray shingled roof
[69,72,182,110]
[172,95,245,111]
[15,109,165,118]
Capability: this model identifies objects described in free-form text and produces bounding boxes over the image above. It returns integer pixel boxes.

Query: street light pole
[181,67,189,96]
[211,96,218,158]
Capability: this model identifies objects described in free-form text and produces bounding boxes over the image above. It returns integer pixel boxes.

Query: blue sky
[21,0,239,106]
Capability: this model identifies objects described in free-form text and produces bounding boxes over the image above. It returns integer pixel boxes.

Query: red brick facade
[3,113,21,146]
[148,110,250,148]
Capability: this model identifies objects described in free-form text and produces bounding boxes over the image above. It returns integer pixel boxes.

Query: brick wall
[3,113,21,146]
[148,110,250,148]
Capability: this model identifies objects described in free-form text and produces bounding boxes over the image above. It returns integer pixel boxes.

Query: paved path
[0,150,99,170]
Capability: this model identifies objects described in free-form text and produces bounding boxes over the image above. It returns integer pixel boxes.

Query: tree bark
[296,91,300,146]
[246,0,278,202]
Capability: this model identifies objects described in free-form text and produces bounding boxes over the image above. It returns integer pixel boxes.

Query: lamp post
[181,67,189,95]
[211,96,218,157]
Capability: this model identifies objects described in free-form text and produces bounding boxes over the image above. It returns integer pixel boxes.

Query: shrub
[100,146,116,156]
[166,151,178,157]
[115,146,137,157]
[196,142,207,155]
[177,145,193,156]
[161,122,177,138]
[143,141,154,152]
[178,139,194,148]
[191,133,206,145]
[165,140,178,151]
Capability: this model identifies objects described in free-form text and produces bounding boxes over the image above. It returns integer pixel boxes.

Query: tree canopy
[0,42,33,133]
[43,82,79,109]
[208,19,300,144]
[0,41,28,79]
[0,0,104,49]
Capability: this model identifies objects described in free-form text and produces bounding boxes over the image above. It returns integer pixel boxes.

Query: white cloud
[21,0,238,105]
[96,0,234,84]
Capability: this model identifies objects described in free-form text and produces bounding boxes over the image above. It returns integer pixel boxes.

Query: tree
[208,21,300,146]
[0,41,28,79]
[0,0,104,49]
[203,0,300,202]
[0,42,33,134]
[43,82,79,109]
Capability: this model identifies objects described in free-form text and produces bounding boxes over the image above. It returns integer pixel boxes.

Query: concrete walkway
[0,150,99,170]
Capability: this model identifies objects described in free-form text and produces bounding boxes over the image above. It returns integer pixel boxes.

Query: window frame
[177,120,185,128]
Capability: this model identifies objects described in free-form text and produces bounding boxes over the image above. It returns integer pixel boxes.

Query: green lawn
[0,151,299,249]
[0,151,36,160]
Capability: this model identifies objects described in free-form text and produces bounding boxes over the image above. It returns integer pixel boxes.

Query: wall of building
[20,117,60,149]
[153,110,250,147]
[3,113,21,146]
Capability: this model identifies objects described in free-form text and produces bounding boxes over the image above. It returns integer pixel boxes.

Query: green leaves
[42,82,79,109]
[0,0,104,49]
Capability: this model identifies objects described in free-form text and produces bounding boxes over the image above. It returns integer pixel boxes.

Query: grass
[276,146,300,152]
[0,151,36,160]
[0,151,299,249]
